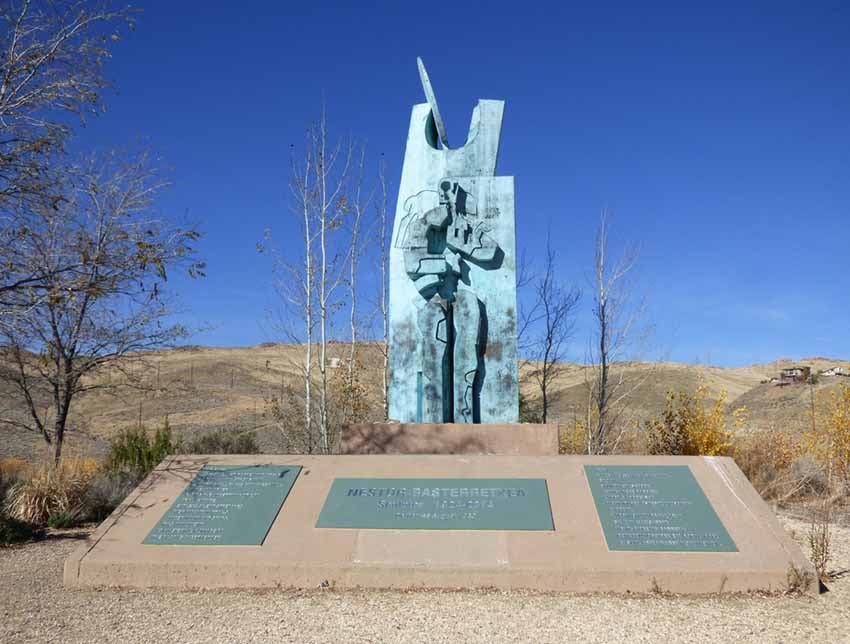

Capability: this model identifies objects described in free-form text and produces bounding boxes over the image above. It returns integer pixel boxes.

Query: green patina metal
[585,465,737,552]
[143,465,302,546]
[316,478,554,530]
[388,58,519,424]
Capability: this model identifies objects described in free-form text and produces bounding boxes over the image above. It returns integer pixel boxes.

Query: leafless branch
[519,232,581,423]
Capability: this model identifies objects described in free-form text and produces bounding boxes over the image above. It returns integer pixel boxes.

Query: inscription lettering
[317,478,553,530]
[144,465,302,546]
[585,465,737,552]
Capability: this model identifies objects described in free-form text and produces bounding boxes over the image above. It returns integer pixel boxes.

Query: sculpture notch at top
[417,56,449,149]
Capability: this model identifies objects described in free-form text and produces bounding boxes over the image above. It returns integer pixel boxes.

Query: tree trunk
[346,202,359,423]
[318,137,329,454]
[541,377,548,423]
[52,401,68,466]
[378,163,389,420]
[596,298,609,454]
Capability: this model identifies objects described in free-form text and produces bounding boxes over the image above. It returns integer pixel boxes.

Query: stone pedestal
[340,422,559,455]
[65,454,817,596]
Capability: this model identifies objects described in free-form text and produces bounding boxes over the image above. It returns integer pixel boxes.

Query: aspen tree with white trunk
[376,159,390,419]
[314,115,352,452]
[266,113,356,453]
[341,145,371,423]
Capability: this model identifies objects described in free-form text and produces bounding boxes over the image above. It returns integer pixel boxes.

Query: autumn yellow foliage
[644,384,735,456]
[331,358,371,424]
[559,420,587,454]
[802,383,850,487]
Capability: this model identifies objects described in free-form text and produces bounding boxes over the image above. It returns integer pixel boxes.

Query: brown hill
[1,343,847,461]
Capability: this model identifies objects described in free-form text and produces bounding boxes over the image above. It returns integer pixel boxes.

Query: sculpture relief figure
[388,58,519,424]
[396,178,500,422]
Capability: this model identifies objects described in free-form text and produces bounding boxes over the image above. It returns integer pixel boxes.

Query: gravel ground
[2,515,849,644]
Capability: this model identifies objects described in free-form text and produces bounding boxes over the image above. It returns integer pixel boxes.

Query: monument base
[340,422,559,455]
[65,455,816,595]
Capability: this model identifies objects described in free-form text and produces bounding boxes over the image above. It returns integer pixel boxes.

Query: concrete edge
[63,455,183,587]
[706,456,818,595]
[70,560,806,595]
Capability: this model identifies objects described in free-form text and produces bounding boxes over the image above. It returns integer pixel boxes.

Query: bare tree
[314,116,352,451]
[264,112,355,453]
[519,234,581,423]
[585,209,648,454]
[0,151,203,464]
[341,145,371,421]
[276,133,319,450]
[376,158,389,419]
[261,152,319,453]
[1,1,133,322]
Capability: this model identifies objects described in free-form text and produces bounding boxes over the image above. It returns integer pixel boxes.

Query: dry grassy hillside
[1,343,848,460]
[521,360,779,425]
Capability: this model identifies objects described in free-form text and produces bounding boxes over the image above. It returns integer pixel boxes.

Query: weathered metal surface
[315,478,554,530]
[143,465,302,545]
[389,59,519,423]
[417,57,449,148]
[584,465,738,552]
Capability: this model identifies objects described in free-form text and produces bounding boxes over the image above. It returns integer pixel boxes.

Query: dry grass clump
[0,458,28,479]
[2,453,145,534]
[4,459,96,527]
[732,428,808,501]
[0,458,26,501]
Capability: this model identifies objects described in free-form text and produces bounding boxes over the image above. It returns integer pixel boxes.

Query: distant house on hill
[822,366,850,377]
[777,366,811,384]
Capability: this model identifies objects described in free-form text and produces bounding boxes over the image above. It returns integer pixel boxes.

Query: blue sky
[76,0,849,366]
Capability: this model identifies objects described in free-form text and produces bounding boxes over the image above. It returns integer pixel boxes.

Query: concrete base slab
[64,455,817,595]
[340,423,559,455]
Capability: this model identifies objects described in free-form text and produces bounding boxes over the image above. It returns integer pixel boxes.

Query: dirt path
[2,515,849,644]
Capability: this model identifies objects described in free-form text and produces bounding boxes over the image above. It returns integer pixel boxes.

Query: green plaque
[316,478,554,530]
[585,465,737,552]
[144,465,301,545]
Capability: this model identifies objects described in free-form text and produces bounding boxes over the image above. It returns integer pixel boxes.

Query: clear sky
[76,0,849,366]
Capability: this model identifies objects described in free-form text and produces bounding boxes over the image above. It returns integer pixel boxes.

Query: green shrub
[0,511,42,546]
[518,393,543,424]
[183,428,260,454]
[106,418,177,477]
[47,509,81,529]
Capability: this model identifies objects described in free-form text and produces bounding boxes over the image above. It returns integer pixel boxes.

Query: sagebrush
[183,428,259,454]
